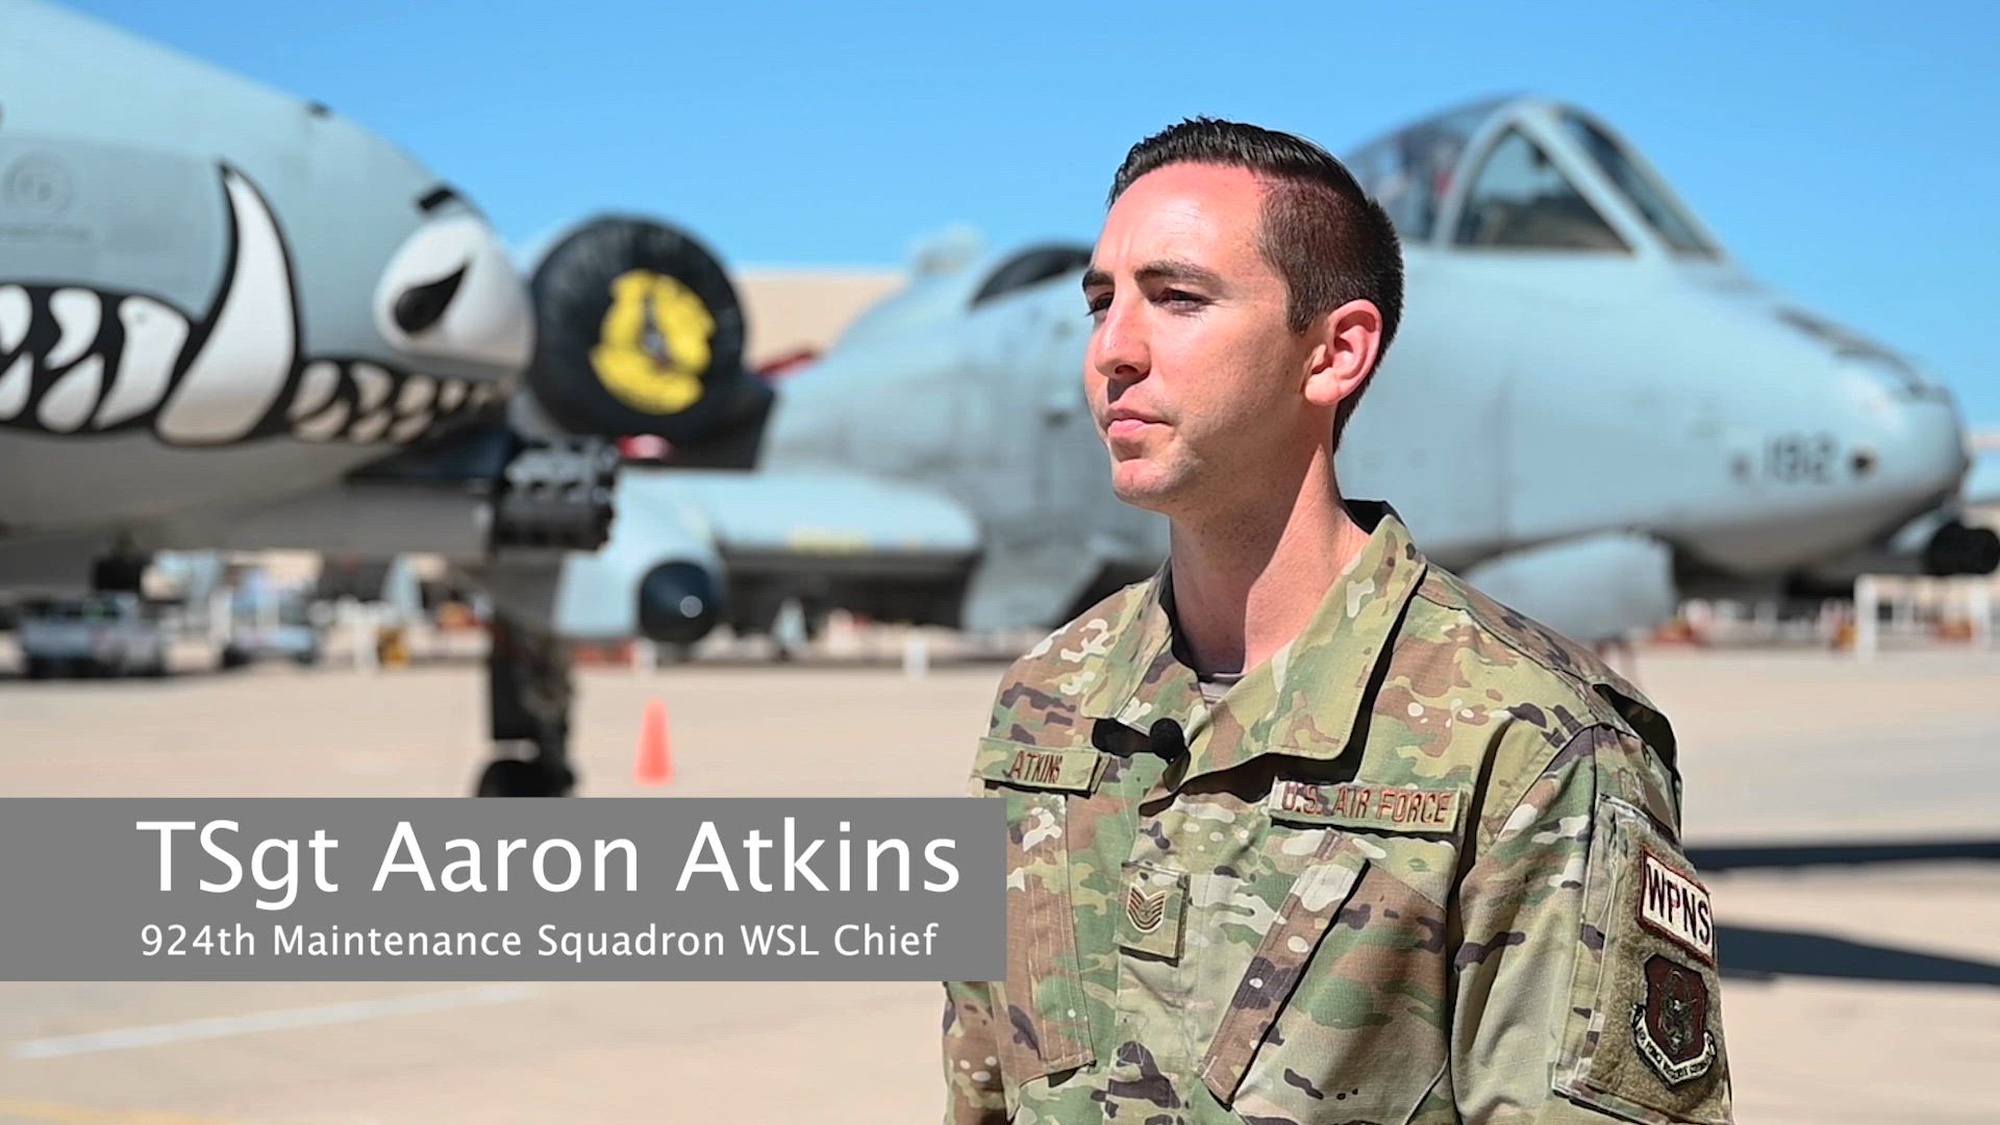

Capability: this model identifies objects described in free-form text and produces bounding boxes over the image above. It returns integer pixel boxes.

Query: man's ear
[1302,299,1384,410]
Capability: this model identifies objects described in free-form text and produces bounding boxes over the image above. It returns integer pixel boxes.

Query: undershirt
[1195,669,1243,705]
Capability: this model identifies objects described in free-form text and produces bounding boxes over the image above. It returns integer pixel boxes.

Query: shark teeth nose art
[0,287,28,353]
[0,165,502,447]
[96,296,188,428]
[286,363,480,444]
[290,361,342,422]
[154,166,298,444]
[44,290,100,369]
[38,355,103,431]
[0,355,29,418]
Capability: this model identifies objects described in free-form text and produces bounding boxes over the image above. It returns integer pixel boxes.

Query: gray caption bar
[0,799,1005,982]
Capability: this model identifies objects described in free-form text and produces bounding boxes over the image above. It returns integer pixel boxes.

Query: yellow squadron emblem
[589,269,715,415]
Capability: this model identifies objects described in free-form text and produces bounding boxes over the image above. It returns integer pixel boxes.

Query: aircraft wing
[552,467,982,641]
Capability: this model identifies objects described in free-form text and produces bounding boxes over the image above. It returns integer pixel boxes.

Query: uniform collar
[1079,500,1430,779]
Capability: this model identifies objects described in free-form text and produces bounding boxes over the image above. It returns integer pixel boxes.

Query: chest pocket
[972,738,1103,1098]
[1197,829,1453,1124]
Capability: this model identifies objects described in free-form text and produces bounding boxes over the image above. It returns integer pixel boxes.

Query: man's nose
[1091,297,1149,381]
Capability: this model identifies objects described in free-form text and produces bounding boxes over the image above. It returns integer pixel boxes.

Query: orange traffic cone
[635,698,673,786]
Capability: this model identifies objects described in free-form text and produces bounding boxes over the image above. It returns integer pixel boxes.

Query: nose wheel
[91,533,150,594]
[475,756,575,798]
[478,612,579,797]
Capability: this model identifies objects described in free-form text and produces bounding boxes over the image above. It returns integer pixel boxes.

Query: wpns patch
[1632,954,1717,1085]
[1639,850,1715,964]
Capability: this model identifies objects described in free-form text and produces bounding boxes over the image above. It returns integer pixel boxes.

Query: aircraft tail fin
[907,224,985,278]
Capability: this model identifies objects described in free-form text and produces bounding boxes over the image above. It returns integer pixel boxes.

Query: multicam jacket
[943,502,1732,1125]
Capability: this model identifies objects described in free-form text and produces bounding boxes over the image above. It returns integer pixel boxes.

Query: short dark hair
[1108,117,1404,436]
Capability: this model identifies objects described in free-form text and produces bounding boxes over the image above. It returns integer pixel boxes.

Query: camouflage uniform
[943,501,1731,1124]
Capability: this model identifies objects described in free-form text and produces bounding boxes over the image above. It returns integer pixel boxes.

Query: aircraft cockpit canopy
[1556,110,1718,257]
[1345,98,1500,242]
[971,244,1094,307]
[1451,125,1628,252]
[1347,98,1722,258]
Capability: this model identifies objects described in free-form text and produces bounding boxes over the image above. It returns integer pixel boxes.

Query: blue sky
[62,0,2000,426]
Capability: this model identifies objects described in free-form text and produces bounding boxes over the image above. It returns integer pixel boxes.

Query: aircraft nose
[1687,343,1975,576]
[1872,391,2000,577]
[1840,376,1969,508]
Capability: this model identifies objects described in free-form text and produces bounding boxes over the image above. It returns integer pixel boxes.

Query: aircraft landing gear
[476,757,574,798]
[477,612,577,797]
[91,534,149,594]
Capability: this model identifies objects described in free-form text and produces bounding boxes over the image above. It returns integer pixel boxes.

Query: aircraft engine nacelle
[1461,533,1680,645]
[554,548,726,646]
[1788,506,2000,596]
[521,217,773,458]
[551,473,727,646]
[1923,519,2000,577]
[636,560,724,645]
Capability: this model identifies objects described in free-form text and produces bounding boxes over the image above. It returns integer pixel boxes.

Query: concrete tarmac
[0,646,1995,1123]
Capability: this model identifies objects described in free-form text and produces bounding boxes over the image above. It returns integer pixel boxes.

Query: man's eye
[1159,289,1206,307]
[1085,294,1112,317]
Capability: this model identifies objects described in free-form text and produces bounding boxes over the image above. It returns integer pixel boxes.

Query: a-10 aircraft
[0,0,660,795]
[5,0,1992,799]
[551,95,1997,669]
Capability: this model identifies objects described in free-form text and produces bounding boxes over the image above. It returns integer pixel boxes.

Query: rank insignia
[1127,885,1169,933]
[1117,861,1187,960]
[1633,954,1717,1085]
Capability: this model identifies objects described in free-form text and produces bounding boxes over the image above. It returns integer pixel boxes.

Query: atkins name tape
[0,798,1005,982]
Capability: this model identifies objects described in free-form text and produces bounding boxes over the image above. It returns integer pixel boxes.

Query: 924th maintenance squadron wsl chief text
[139,921,944,963]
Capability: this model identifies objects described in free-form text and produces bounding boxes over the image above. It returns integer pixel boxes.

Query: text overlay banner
[0,798,1005,981]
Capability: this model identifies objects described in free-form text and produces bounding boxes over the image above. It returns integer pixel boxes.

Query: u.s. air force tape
[0,799,1005,982]
[1265,780,1466,834]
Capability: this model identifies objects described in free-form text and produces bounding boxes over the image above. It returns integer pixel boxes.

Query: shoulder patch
[1555,794,1732,1124]
[1638,850,1715,965]
[1634,954,1719,1086]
